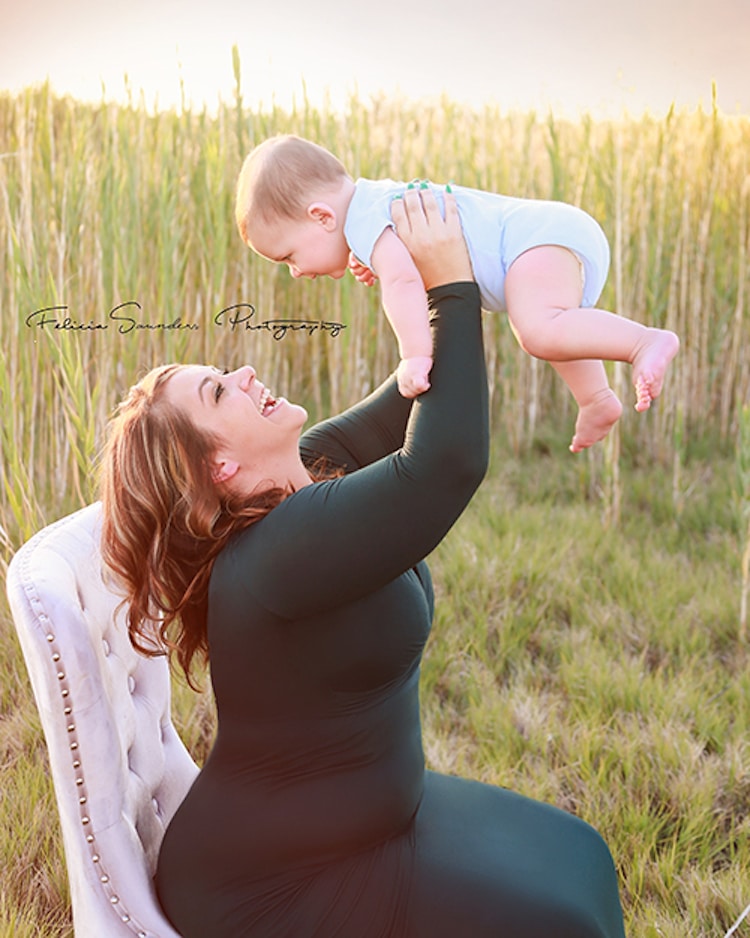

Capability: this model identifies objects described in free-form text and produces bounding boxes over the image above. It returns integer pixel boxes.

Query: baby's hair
[235,134,349,242]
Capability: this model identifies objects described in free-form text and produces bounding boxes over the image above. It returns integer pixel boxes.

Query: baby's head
[235,135,353,280]
[236,135,348,238]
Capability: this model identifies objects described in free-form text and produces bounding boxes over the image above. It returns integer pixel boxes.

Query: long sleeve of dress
[219,282,489,620]
[299,374,413,474]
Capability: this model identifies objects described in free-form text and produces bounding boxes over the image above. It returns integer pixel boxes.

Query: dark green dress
[156,283,626,937]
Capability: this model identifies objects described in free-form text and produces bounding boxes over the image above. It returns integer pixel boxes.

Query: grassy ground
[423,442,748,938]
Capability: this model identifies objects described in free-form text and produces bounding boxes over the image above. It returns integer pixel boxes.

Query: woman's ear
[211,458,240,484]
[307,201,337,231]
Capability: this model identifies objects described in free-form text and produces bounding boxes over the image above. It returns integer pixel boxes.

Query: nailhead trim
[17,512,162,938]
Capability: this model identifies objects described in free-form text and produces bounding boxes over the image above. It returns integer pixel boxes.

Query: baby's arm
[370,226,433,398]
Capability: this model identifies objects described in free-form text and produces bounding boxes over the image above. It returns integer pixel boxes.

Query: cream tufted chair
[6,503,199,937]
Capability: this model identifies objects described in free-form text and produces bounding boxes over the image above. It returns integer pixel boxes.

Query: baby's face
[248,214,350,281]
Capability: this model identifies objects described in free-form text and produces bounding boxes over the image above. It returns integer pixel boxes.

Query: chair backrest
[6,503,199,938]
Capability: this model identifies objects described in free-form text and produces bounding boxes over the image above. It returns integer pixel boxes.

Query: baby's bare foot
[569,389,623,453]
[632,329,680,412]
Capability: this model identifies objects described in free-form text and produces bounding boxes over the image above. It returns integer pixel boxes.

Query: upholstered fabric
[7,503,199,938]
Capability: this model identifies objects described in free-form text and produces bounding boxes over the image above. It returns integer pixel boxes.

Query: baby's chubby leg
[505,246,620,451]
[549,362,622,453]
[504,245,679,450]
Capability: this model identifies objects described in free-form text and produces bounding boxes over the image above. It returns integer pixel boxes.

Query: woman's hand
[390,185,473,291]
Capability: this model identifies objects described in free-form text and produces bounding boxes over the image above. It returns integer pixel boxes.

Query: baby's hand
[348,252,378,287]
[397,356,433,398]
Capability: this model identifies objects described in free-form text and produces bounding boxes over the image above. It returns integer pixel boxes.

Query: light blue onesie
[343,179,611,312]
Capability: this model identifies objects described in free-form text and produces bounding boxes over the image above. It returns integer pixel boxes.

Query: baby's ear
[307,202,337,231]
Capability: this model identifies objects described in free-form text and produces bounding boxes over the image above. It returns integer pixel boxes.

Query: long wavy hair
[99,364,288,687]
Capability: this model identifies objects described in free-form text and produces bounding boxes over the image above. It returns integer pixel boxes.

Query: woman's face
[164,364,308,488]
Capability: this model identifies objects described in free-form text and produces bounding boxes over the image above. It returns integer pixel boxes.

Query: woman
[100,189,626,937]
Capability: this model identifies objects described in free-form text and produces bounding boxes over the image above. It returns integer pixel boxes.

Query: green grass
[1,74,749,936]
[423,446,748,937]
[2,442,748,937]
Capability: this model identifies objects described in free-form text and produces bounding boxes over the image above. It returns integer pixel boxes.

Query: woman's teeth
[257,387,274,415]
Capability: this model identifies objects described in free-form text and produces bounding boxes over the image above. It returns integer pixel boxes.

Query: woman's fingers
[442,188,460,232]
[392,186,435,244]
[392,184,472,289]
[389,192,410,235]
[393,185,459,239]
[418,184,443,221]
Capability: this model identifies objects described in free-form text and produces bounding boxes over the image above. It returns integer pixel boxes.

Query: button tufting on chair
[6,503,199,937]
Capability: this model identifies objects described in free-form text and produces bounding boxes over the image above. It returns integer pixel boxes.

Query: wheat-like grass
[1,82,748,551]
[1,72,749,936]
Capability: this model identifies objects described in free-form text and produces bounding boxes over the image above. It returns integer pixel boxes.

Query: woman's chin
[276,399,308,426]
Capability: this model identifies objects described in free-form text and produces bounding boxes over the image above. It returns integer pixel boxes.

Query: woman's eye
[211,367,229,402]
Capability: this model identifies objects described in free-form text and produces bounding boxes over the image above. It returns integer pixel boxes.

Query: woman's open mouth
[257,386,279,416]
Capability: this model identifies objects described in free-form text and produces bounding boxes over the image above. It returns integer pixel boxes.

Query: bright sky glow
[1,0,748,118]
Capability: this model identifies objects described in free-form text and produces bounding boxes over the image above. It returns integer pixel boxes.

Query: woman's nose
[236,365,255,389]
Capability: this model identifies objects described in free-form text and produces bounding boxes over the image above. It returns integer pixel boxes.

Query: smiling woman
[164,364,311,491]
[97,189,626,938]
[98,360,316,682]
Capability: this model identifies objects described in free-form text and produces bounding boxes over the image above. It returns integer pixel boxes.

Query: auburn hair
[235,134,349,242]
[99,364,288,688]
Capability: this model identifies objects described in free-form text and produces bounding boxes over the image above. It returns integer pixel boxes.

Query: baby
[235,134,679,452]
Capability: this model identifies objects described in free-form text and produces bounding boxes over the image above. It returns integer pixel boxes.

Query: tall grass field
[1,67,749,936]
